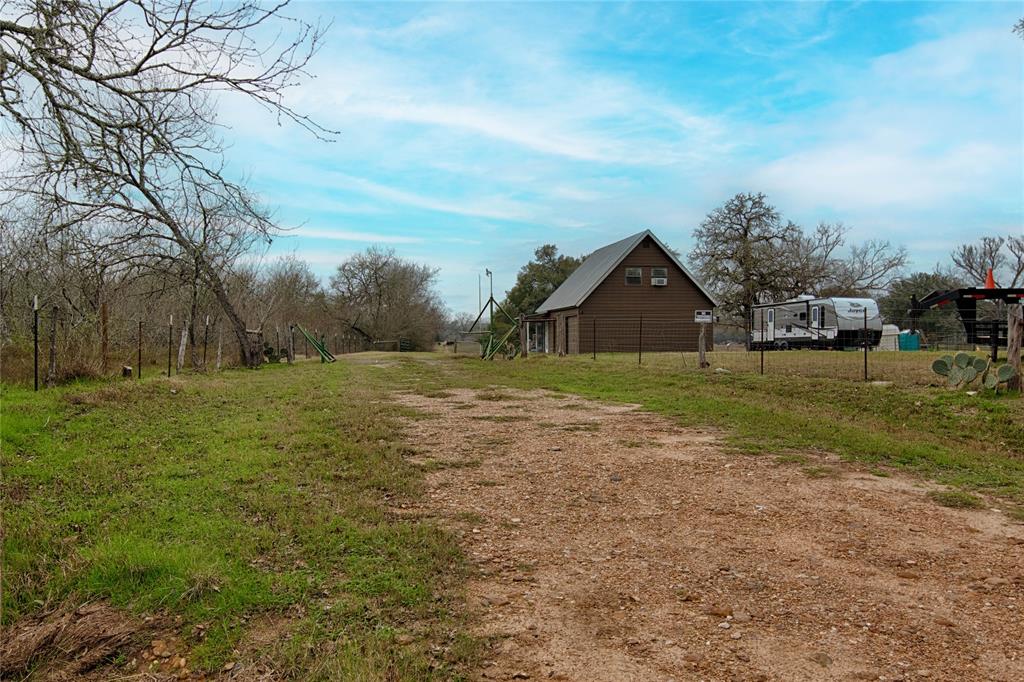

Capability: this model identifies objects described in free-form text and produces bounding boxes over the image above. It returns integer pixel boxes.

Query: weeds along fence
[0,304,371,389]
[559,317,1022,389]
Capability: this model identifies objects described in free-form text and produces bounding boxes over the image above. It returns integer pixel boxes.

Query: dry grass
[608,349,987,387]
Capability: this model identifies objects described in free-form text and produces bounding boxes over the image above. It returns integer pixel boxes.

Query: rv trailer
[750,296,882,350]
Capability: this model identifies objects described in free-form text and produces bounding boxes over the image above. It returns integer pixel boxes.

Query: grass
[927,490,986,509]
[381,351,1024,503]
[1,362,476,679]
[645,347,1017,388]
[801,465,839,479]
[4,349,1022,678]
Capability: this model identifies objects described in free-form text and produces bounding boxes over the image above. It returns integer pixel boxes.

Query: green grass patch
[1,362,476,679]
[927,490,985,509]
[801,465,839,479]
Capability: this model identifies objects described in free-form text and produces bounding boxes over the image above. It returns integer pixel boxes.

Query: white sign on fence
[694,310,713,324]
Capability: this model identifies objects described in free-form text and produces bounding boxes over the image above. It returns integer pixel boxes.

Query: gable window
[651,267,668,286]
[625,267,642,285]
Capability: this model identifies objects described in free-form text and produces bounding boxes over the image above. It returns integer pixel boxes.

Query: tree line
[0,1,449,382]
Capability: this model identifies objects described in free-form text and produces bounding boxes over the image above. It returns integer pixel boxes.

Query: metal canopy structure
[909,287,1024,357]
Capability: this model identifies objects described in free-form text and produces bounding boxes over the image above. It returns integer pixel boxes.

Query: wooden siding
[571,235,713,353]
[551,311,579,354]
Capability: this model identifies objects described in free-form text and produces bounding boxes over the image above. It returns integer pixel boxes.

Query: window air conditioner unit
[651,277,668,287]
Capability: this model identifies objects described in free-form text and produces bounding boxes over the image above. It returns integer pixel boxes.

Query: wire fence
[5,308,1019,392]
[0,306,374,389]
[532,316,1021,389]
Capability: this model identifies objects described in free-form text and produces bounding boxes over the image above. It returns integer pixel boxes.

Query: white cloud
[282,227,424,244]
[745,26,1022,219]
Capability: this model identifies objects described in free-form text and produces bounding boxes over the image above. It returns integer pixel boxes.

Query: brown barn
[522,230,717,355]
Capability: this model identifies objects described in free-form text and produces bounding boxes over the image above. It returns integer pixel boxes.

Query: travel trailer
[750,296,882,350]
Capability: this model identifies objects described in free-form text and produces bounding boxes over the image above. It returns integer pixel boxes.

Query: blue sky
[220,1,1024,314]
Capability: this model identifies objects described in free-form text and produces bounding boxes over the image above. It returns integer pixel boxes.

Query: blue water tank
[898,331,921,351]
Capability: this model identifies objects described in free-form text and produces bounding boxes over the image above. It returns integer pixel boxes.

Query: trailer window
[767,309,774,323]
[625,267,642,285]
[798,311,806,321]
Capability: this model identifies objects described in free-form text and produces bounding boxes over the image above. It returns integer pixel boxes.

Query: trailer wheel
[777,341,789,351]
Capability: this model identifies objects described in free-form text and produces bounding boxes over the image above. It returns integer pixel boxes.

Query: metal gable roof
[535,230,719,314]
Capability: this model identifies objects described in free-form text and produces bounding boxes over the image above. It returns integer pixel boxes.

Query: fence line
[534,315,1021,389]
[4,298,379,389]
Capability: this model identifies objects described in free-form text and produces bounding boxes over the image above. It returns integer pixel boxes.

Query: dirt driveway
[396,387,1024,682]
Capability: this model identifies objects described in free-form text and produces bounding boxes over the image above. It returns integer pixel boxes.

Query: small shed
[879,324,901,351]
[523,230,717,355]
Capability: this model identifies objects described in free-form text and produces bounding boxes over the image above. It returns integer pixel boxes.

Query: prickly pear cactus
[932,356,952,376]
[932,353,1017,392]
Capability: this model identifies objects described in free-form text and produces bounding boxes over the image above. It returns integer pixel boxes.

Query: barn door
[567,316,579,354]
[766,309,775,341]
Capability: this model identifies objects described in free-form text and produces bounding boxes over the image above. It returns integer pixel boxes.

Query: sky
[219,1,1024,314]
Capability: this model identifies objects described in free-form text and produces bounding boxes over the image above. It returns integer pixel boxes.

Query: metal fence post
[863,308,869,382]
[592,317,596,360]
[638,313,643,366]
[32,295,39,391]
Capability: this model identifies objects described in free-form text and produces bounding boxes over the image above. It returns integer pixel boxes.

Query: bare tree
[329,247,446,350]
[821,239,908,296]
[775,222,847,297]
[952,236,1023,288]
[1,0,330,366]
[691,194,908,345]
[689,192,801,327]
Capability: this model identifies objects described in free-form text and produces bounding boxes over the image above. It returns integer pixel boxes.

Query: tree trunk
[1008,303,1022,393]
[177,323,188,372]
[134,183,259,368]
[216,325,223,370]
